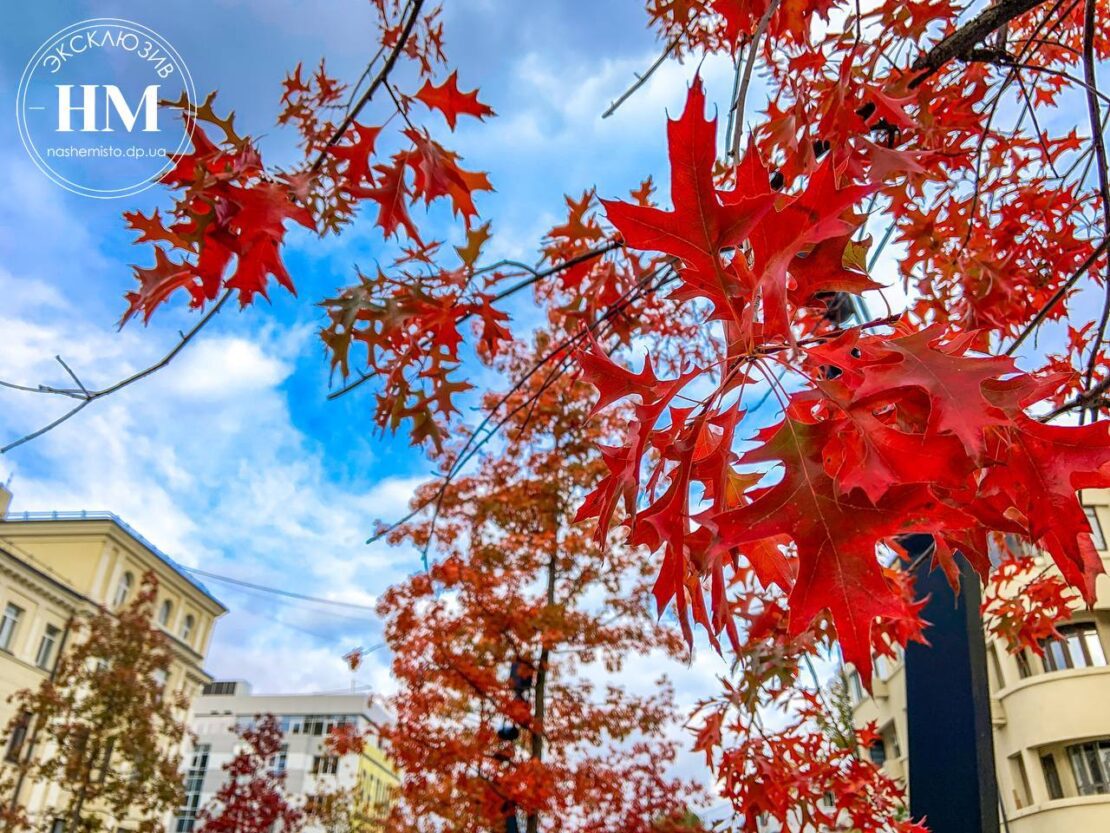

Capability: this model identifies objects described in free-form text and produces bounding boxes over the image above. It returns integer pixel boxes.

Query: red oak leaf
[414,70,495,130]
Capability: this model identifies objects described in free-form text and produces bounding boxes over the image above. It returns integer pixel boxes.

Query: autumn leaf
[414,70,495,130]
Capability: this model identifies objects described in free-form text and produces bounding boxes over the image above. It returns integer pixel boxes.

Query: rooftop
[2,510,223,608]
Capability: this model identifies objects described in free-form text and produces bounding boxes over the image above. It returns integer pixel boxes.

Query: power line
[180,566,379,612]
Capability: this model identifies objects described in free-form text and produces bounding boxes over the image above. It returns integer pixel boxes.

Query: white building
[178,680,397,832]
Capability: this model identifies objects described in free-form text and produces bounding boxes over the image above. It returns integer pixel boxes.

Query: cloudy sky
[0,0,763,784]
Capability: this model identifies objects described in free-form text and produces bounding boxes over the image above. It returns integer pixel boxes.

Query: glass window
[1085,507,1106,550]
[35,624,61,670]
[846,670,863,705]
[5,711,31,764]
[312,755,339,775]
[1041,623,1107,672]
[180,614,195,643]
[113,572,134,608]
[174,744,210,832]
[1041,753,1064,800]
[1015,650,1033,679]
[0,604,24,652]
[158,600,173,626]
[868,739,887,766]
[269,744,287,774]
[1068,739,1110,796]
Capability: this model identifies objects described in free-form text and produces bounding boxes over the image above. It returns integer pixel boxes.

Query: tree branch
[310,0,426,173]
[910,0,1050,87]
[1,291,233,454]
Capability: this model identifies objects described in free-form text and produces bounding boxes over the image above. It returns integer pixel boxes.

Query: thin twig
[326,241,623,401]
[1005,237,1110,355]
[310,0,425,173]
[1,291,234,454]
[602,36,681,119]
[730,0,782,161]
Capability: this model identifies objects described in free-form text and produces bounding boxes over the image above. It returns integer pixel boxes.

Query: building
[0,485,227,829]
[182,680,398,831]
[848,488,1110,832]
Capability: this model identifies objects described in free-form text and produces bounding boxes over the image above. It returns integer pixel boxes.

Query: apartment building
[182,681,398,832]
[0,485,226,829]
[849,488,1110,832]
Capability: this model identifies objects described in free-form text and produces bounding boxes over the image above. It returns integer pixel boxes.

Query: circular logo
[16,18,196,199]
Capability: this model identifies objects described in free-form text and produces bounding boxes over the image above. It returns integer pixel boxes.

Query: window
[36,625,61,670]
[1041,623,1107,672]
[846,670,863,705]
[269,744,287,774]
[5,711,31,764]
[1085,507,1106,550]
[174,744,210,832]
[50,820,65,833]
[113,572,134,607]
[1041,753,1064,800]
[1015,650,1033,679]
[180,614,195,643]
[868,739,887,766]
[0,604,24,652]
[1067,739,1110,796]
[312,755,339,775]
[158,600,173,627]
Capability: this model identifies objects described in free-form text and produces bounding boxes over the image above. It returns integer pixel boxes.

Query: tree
[195,714,303,833]
[2,0,1110,828]
[0,573,189,833]
[375,336,703,832]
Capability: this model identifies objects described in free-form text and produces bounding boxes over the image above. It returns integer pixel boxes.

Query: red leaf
[414,70,495,130]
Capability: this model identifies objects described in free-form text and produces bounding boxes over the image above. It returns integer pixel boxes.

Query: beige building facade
[0,485,226,830]
[849,488,1110,832]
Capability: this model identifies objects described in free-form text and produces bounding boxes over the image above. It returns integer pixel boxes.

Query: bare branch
[1,291,233,454]
[602,37,681,119]
[730,0,782,161]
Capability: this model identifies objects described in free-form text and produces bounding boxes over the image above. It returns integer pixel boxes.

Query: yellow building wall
[0,511,226,831]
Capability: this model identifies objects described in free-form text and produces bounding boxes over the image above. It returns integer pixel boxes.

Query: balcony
[994,665,1110,753]
[1008,794,1110,833]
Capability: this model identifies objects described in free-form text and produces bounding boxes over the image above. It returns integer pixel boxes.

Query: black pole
[904,534,999,833]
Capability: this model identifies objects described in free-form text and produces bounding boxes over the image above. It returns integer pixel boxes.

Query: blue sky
[0,3,757,799]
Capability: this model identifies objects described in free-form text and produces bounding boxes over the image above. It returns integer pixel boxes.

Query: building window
[867,739,887,766]
[1041,623,1107,672]
[312,755,339,775]
[1067,739,1110,796]
[35,625,61,670]
[1085,507,1106,550]
[174,744,210,832]
[180,614,195,643]
[269,744,287,774]
[113,572,134,608]
[5,711,31,764]
[158,600,173,627]
[1015,650,1033,679]
[0,604,24,652]
[1041,753,1064,800]
[846,669,863,705]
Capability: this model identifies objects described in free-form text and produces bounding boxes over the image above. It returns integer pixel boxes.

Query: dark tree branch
[1080,0,1110,418]
[910,0,1050,87]
[310,0,426,173]
[1006,237,1110,355]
